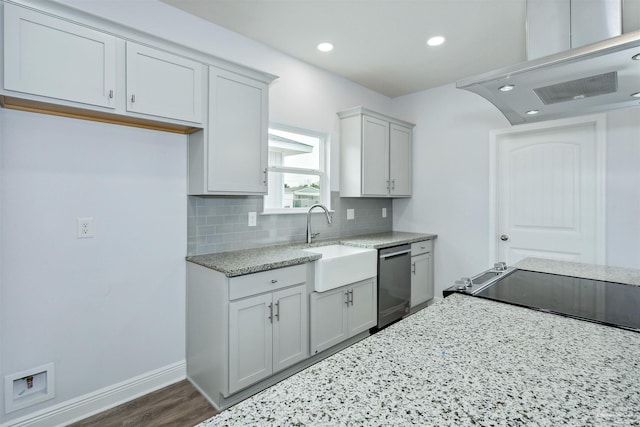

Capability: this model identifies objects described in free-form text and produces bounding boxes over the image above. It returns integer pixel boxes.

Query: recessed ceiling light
[317,42,334,52]
[632,92,640,98]
[526,110,540,115]
[632,53,640,60]
[499,84,515,92]
[427,36,445,47]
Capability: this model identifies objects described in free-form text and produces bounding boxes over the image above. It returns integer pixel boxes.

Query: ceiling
[161,0,529,98]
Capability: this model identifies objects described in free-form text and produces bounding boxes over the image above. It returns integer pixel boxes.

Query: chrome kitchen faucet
[306,204,332,244]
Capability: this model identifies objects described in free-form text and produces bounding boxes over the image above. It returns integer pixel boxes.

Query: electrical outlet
[77,217,94,238]
[382,208,387,218]
[346,209,355,220]
[248,212,257,227]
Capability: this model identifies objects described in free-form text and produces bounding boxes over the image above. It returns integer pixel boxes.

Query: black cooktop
[474,269,640,332]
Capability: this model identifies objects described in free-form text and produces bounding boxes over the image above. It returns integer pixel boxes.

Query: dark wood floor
[69,380,218,427]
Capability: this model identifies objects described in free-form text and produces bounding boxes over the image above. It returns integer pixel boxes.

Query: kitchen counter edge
[186,231,437,277]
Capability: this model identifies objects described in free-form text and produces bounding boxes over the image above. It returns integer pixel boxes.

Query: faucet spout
[306,203,332,244]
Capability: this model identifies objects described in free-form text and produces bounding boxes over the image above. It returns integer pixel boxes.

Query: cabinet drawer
[229,264,306,300]
[411,240,433,256]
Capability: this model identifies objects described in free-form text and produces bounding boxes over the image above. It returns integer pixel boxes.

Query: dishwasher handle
[379,249,411,259]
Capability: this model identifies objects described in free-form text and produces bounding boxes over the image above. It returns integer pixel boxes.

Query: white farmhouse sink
[303,245,377,292]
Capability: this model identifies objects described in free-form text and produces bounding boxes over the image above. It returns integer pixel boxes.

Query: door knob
[500,234,509,241]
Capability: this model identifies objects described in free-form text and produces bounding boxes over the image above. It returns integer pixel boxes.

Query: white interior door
[492,115,606,266]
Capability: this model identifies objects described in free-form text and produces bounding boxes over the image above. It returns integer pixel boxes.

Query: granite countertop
[340,230,437,249]
[516,257,640,286]
[186,231,436,277]
[198,260,640,426]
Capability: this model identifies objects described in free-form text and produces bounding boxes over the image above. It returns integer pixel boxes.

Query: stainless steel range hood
[456,1,640,125]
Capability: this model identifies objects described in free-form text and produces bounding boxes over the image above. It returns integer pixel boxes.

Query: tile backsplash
[187,191,392,255]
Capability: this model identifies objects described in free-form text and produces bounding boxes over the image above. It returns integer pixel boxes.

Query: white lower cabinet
[411,241,435,307]
[310,278,377,355]
[228,284,307,394]
[186,262,308,408]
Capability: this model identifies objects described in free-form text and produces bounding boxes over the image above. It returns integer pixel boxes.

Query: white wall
[391,84,510,298]
[392,84,640,298]
[0,110,188,422]
[605,108,640,268]
[1,0,392,423]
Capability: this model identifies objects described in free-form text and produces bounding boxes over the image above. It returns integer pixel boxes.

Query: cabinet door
[411,253,434,307]
[272,284,308,372]
[310,288,348,355]
[228,293,273,393]
[348,279,377,336]
[389,124,412,196]
[361,115,390,196]
[126,42,203,123]
[208,66,268,194]
[4,4,116,109]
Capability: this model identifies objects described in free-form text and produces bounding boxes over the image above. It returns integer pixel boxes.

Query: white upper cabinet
[3,3,116,109]
[339,107,414,198]
[188,65,275,195]
[389,123,412,196]
[126,42,203,123]
[361,116,390,196]
[2,1,275,134]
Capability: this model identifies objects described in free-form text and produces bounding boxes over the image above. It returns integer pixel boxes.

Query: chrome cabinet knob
[500,234,509,241]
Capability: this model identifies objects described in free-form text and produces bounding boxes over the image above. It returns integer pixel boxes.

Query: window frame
[263,123,330,214]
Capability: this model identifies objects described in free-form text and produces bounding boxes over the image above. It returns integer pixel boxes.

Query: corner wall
[392,83,640,298]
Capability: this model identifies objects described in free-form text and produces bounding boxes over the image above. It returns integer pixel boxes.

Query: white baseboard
[1,361,186,427]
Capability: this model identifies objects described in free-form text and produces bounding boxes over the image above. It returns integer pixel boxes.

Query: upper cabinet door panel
[207,66,268,194]
[361,115,389,196]
[4,4,116,109]
[389,124,412,197]
[126,42,203,123]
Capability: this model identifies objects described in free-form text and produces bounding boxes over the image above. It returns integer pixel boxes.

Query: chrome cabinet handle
[500,234,509,241]
[263,168,267,185]
[349,290,354,306]
[271,279,278,284]
[131,94,136,103]
[411,262,416,274]
[391,179,395,190]
[268,303,273,323]
[345,291,350,306]
[275,301,280,321]
[108,90,113,99]
[386,180,390,190]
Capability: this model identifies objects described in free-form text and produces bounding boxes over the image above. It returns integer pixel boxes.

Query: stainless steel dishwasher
[377,244,411,328]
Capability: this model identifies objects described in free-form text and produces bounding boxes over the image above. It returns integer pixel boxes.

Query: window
[264,124,328,213]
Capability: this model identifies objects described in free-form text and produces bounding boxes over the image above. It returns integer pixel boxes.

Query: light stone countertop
[515,257,640,286]
[199,290,640,426]
[186,231,436,277]
[340,231,437,249]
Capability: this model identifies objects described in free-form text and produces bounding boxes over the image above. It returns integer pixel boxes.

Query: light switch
[347,209,355,220]
[382,208,387,218]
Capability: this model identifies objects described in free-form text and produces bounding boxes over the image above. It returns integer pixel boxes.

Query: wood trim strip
[0,96,200,134]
